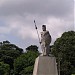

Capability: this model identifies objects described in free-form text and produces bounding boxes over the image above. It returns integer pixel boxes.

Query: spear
[34,20,40,44]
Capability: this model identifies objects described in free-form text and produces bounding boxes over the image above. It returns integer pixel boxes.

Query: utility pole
[58,53,62,75]
[58,59,60,75]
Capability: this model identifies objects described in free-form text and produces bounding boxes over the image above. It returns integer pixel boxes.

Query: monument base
[33,56,58,75]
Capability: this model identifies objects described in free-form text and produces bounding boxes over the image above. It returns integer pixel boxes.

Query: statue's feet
[40,53,54,57]
[48,54,54,57]
[40,54,43,56]
[40,54,47,56]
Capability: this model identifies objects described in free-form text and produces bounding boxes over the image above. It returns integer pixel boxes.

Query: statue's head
[42,25,46,31]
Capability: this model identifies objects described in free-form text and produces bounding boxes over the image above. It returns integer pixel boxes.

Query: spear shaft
[34,20,40,43]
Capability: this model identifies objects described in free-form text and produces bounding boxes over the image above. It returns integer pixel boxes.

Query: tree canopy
[26,45,39,52]
[52,31,75,75]
[0,62,10,75]
[14,50,39,75]
[0,40,23,74]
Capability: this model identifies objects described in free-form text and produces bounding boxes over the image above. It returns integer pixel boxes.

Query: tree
[0,62,10,75]
[52,31,75,75]
[14,46,39,75]
[0,40,23,69]
[0,41,23,54]
[26,45,38,52]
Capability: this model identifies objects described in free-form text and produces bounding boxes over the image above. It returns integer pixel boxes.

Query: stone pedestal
[33,56,58,75]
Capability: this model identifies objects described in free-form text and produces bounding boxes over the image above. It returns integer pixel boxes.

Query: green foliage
[0,40,23,69]
[0,41,23,53]
[20,66,33,75]
[26,45,38,52]
[52,31,75,75]
[14,51,39,75]
[0,62,10,75]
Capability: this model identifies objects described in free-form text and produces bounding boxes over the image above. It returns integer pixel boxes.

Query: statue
[33,24,58,75]
[40,25,51,56]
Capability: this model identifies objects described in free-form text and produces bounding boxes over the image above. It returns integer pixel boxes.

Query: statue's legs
[41,44,50,56]
[41,44,46,56]
[45,45,50,55]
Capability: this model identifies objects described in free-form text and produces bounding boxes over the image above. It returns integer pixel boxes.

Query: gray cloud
[0,0,74,17]
[0,0,74,50]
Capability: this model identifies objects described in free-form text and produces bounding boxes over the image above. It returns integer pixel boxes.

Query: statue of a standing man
[40,25,51,56]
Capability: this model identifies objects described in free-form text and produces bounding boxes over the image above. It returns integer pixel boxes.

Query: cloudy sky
[0,0,74,51]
